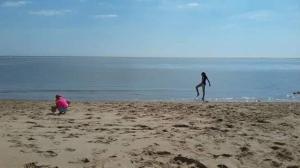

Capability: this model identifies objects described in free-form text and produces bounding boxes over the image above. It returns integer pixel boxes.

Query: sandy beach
[0,100,299,168]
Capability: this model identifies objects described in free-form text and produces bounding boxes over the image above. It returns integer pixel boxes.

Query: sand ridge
[0,101,299,168]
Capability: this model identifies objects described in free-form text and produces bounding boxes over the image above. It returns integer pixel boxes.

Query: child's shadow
[46,112,61,116]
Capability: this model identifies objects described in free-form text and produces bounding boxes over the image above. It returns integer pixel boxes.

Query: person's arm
[207,78,211,86]
[55,100,59,109]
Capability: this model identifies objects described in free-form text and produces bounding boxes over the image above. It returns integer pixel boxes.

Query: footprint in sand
[225,124,234,128]
[256,119,270,123]
[155,151,171,155]
[44,150,58,158]
[65,148,76,152]
[24,162,57,168]
[213,154,232,158]
[273,142,286,146]
[173,155,207,168]
[8,139,22,147]
[68,159,83,164]
[122,116,137,120]
[133,124,153,130]
[216,118,223,122]
[27,137,35,141]
[240,146,249,152]
[236,146,253,158]
[81,158,90,163]
[276,148,294,161]
[25,121,37,124]
[36,150,58,158]
[279,122,294,128]
[271,146,281,150]
[217,164,229,168]
[172,124,190,128]
[88,136,117,144]
[286,166,299,168]
[67,158,91,165]
[63,133,80,138]
[261,159,282,167]
[24,162,38,168]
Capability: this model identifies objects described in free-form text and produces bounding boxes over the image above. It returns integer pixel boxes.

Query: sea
[0,56,299,102]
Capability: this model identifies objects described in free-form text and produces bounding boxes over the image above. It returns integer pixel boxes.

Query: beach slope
[0,101,299,168]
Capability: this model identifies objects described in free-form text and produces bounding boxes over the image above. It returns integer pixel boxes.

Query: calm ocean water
[0,56,299,101]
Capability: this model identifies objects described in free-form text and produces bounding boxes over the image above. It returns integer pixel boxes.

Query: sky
[0,0,299,57]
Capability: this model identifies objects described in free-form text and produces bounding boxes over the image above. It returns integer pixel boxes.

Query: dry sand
[0,100,299,168]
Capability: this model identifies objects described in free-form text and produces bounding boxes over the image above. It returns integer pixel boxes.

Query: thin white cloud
[231,10,274,21]
[29,9,72,16]
[135,0,155,2]
[1,1,31,7]
[178,2,200,9]
[92,14,118,19]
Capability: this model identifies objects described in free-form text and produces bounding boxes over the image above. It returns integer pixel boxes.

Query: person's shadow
[46,112,58,116]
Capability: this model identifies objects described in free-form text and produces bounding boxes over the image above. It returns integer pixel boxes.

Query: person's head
[55,95,61,100]
[201,72,206,77]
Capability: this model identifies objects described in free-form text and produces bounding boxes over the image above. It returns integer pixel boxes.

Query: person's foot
[201,98,204,101]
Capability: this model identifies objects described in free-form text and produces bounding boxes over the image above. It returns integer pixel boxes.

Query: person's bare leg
[195,84,201,97]
[201,85,206,101]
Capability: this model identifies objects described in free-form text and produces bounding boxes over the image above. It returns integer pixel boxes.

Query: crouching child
[52,95,71,114]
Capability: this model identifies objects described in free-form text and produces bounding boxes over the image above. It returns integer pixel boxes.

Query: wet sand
[0,100,299,168]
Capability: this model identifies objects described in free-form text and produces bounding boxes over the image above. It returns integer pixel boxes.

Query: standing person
[195,72,211,101]
[52,95,70,114]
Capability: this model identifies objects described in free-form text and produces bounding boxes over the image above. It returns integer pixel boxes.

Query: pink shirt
[56,97,69,109]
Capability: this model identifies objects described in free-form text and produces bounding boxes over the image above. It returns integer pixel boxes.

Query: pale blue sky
[0,0,299,57]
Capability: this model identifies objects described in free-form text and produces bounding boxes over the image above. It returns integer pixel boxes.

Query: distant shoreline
[1,55,300,59]
[0,99,299,103]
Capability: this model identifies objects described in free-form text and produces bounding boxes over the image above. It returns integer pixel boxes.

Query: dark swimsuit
[201,75,207,85]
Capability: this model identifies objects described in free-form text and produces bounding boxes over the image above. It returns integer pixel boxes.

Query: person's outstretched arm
[207,78,211,86]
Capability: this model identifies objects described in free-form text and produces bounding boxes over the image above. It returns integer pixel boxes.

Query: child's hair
[201,72,206,76]
[55,95,61,99]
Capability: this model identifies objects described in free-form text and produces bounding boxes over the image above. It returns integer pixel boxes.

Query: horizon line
[0,55,300,59]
